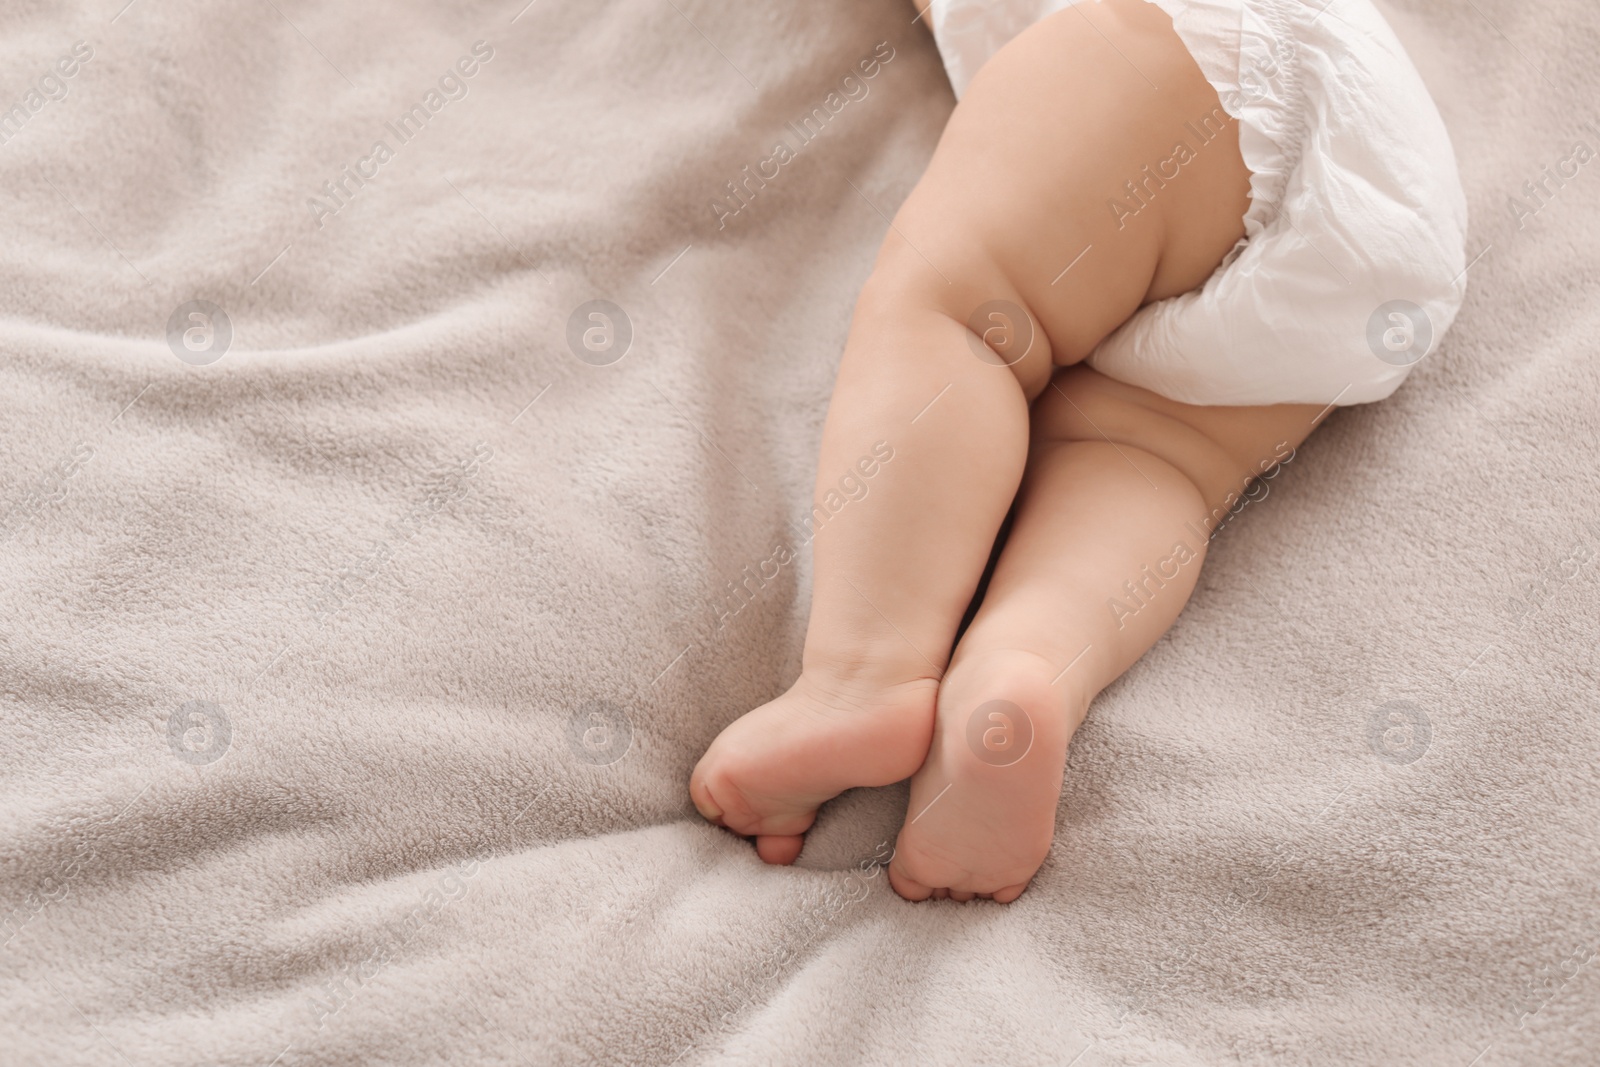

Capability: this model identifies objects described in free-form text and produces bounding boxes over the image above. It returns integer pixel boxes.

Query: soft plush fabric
[1,1,1596,1065]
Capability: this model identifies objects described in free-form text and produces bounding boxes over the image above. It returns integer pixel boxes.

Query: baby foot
[690,669,939,865]
[888,649,1086,902]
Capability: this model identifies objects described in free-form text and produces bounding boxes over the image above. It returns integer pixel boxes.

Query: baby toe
[755,834,804,866]
[688,773,725,824]
[889,863,936,901]
[991,882,1030,904]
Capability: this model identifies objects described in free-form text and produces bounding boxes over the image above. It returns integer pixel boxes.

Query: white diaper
[927,0,1469,406]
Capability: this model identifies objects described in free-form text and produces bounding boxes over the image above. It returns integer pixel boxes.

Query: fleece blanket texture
[2,0,1597,1064]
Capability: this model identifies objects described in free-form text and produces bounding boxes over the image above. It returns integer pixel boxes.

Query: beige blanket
[3,0,1597,1063]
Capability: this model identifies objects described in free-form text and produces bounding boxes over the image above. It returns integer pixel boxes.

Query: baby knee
[858,261,1056,397]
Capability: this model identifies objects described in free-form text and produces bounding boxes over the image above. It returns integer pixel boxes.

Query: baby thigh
[887,0,1252,373]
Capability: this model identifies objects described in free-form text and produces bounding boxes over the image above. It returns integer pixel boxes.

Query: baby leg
[691,0,1263,863]
[889,368,1320,901]
[688,235,1060,864]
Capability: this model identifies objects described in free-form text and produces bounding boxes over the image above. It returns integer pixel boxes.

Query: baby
[691,0,1466,901]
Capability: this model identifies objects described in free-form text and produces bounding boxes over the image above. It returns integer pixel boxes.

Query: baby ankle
[794,655,942,707]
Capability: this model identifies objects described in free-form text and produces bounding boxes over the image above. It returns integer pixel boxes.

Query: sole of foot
[888,648,1085,902]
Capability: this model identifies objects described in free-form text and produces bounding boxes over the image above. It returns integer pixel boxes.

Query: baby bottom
[692,0,1326,901]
